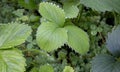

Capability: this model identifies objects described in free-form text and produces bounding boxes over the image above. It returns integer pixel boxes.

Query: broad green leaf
[39,64,54,72]
[39,2,65,27]
[92,54,120,72]
[36,22,67,52]
[63,66,74,72]
[0,23,32,49]
[106,25,120,56]
[63,2,79,18]
[80,0,120,13]
[64,25,89,54]
[0,49,26,72]
[18,0,37,10]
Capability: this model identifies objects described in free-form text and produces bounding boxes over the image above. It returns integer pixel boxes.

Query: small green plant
[36,2,89,54]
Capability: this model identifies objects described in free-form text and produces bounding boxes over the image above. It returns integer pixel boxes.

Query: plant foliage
[80,0,120,13]
[92,26,120,72]
[92,54,120,72]
[39,64,54,72]
[0,22,32,72]
[63,66,74,72]
[39,2,65,27]
[36,22,68,52]
[18,0,37,10]
[37,2,89,54]
[63,0,79,18]
[106,25,120,56]
[1,0,120,72]
[0,23,32,49]
[0,49,26,72]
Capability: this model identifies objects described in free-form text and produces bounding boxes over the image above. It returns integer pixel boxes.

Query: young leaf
[92,54,120,72]
[0,49,26,72]
[0,23,32,49]
[36,22,67,52]
[63,66,74,72]
[39,2,65,27]
[63,2,79,18]
[106,25,120,56]
[64,25,89,54]
[80,0,120,13]
[39,64,54,72]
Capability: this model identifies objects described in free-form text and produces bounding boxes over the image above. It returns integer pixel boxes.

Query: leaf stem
[77,5,84,23]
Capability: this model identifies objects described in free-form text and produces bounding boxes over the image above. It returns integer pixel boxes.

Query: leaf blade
[0,49,26,72]
[80,0,120,13]
[92,54,120,72]
[64,25,89,54]
[106,25,120,56]
[39,2,65,27]
[63,2,79,18]
[0,23,32,49]
[36,22,67,52]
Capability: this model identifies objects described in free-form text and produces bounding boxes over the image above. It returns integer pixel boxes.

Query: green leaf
[106,25,120,56]
[0,22,32,49]
[30,67,39,72]
[92,54,120,72]
[36,22,67,52]
[39,2,65,27]
[29,15,40,22]
[0,49,26,72]
[18,0,37,10]
[12,9,24,17]
[63,2,79,18]
[80,0,120,13]
[39,64,54,72]
[63,66,74,72]
[64,25,89,54]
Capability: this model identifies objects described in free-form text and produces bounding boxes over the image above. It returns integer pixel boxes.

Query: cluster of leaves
[0,0,120,72]
[0,22,32,72]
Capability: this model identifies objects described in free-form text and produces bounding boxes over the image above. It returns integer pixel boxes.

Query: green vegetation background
[0,0,116,72]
